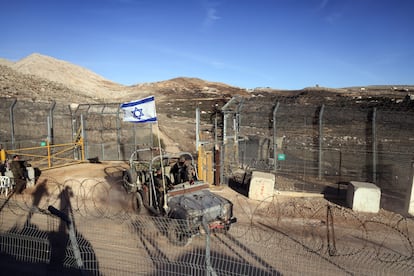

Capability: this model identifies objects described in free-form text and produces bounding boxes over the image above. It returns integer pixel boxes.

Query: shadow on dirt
[103,164,128,185]
[227,169,352,209]
[228,170,251,197]
[322,183,348,207]
[0,179,100,275]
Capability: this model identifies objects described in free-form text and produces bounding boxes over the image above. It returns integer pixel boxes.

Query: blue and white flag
[120,96,157,123]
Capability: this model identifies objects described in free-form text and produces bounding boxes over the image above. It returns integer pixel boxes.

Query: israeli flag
[120,96,157,123]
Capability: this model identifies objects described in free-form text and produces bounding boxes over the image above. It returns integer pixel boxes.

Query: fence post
[273,102,280,172]
[196,106,200,150]
[9,99,17,149]
[214,114,220,186]
[80,114,87,160]
[48,101,56,145]
[372,108,377,184]
[221,113,229,185]
[318,105,325,180]
[215,145,220,186]
[48,205,85,274]
[202,218,217,276]
[116,104,121,160]
[47,140,52,168]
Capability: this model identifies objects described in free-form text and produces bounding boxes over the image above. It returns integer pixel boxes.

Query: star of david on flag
[120,96,157,123]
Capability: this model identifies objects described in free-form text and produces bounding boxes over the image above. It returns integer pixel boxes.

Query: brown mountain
[1,53,248,104]
[2,53,412,152]
[11,53,122,100]
[0,53,250,151]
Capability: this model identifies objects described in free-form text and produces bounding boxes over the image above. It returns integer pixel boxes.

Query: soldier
[10,155,27,194]
[0,161,5,176]
[154,168,172,190]
[170,156,187,184]
[170,155,196,184]
[154,168,172,212]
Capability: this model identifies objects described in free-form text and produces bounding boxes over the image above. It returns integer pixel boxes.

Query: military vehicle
[122,148,236,246]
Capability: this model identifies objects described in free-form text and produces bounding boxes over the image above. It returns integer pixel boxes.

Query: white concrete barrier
[248,171,275,201]
[407,164,414,216]
[347,181,381,213]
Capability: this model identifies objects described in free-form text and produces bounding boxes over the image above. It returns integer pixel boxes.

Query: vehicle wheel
[122,170,132,192]
[167,220,192,247]
[132,192,148,215]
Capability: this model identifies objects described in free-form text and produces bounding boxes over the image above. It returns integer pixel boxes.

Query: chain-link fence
[221,95,414,214]
[2,96,414,214]
[1,177,414,275]
[0,99,155,162]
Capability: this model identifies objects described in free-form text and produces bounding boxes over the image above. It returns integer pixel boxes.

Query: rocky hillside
[0,64,102,103]
[0,53,250,151]
[1,53,413,152]
[1,53,248,104]
[2,53,413,105]
[11,53,122,100]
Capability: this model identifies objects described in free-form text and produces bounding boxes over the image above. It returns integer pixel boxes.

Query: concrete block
[407,169,414,216]
[347,181,381,213]
[248,171,275,201]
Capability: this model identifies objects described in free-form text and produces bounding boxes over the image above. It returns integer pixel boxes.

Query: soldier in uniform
[171,156,187,184]
[170,155,196,184]
[154,168,172,212]
[10,155,27,194]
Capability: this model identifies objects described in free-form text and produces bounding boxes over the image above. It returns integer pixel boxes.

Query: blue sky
[1,0,413,89]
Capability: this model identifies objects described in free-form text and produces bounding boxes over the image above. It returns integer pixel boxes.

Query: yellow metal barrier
[198,145,214,185]
[0,149,5,162]
[5,139,85,171]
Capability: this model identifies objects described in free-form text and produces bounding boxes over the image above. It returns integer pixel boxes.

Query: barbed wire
[1,145,414,268]
[1,177,413,270]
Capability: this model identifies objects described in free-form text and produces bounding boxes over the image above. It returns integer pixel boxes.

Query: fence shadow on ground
[0,177,414,275]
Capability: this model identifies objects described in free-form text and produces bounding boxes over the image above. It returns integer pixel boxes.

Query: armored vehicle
[122,148,236,246]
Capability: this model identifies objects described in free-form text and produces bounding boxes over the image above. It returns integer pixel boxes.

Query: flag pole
[156,121,168,212]
[120,96,166,211]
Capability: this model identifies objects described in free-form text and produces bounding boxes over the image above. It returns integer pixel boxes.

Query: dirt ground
[25,161,405,227]
[27,161,268,224]
[16,161,329,225]
[3,161,413,275]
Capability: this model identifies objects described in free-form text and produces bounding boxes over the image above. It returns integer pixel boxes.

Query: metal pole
[134,123,137,149]
[202,218,217,276]
[47,116,52,143]
[81,114,87,160]
[9,99,17,149]
[116,104,121,160]
[233,114,239,165]
[47,101,55,164]
[196,106,200,150]
[318,105,325,180]
[48,101,56,145]
[150,123,153,148]
[70,105,76,159]
[372,108,377,183]
[273,102,280,172]
[48,206,85,274]
[214,114,220,186]
[234,100,244,167]
[214,113,218,147]
[221,113,229,185]
[46,117,53,167]
[223,113,228,143]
